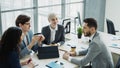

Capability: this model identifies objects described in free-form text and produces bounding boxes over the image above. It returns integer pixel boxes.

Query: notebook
[46,61,63,68]
[109,44,120,49]
[37,46,59,59]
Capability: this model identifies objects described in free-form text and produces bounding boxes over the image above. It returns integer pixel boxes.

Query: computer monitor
[62,18,71,34]
[77,12,82,26]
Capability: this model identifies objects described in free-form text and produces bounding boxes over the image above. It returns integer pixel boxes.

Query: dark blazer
[42,24,65,45]
[0,51,21,68]
[19,30,39,58]
[71,32,114,68]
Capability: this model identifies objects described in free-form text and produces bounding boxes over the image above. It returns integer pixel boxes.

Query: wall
[105,0,120,35]
[84,0,106,32]
[0,17,1,38]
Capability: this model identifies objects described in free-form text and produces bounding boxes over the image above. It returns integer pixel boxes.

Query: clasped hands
[32,34,45,45]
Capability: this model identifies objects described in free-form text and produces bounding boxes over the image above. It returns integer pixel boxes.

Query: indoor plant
[77,26,82,38]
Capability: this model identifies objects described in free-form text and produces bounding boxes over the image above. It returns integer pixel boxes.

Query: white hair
[48,13,57,21]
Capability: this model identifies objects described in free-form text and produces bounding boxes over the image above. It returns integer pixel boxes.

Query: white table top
[22,46,82,68]
[22,32,120,68]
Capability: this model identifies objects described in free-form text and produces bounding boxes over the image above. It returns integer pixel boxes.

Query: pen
[34,64,39,67]
[67,44,71,47]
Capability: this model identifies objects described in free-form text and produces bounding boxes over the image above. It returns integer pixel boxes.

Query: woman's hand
[20,58,32,66]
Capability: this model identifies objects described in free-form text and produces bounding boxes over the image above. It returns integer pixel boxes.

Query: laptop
[37,46,59,59]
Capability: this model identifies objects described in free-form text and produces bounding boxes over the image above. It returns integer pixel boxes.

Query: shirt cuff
[57,43,60,46]
[26,47,31,51]
[68,56,73,62]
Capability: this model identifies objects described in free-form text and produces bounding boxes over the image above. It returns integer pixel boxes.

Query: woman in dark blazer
[0,27,34,68]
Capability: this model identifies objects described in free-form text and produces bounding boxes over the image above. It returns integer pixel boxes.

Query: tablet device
[37,46,59,59]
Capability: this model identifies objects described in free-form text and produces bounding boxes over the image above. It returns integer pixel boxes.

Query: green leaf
[77,26,82,35]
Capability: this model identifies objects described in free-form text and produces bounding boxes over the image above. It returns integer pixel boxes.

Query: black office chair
[62,18,71,34]
[106,19,119,35]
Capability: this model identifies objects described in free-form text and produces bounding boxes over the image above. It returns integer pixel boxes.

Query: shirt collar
[89,32,96,41]
[49,25,58,31]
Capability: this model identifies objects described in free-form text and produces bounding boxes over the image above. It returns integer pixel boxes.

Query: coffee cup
[70,46,76,52]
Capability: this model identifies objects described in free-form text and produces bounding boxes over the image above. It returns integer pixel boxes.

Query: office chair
[62,18,71,34]
[106,19,119,35]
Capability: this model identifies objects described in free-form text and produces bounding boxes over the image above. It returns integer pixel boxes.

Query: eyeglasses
[24,23,30,25]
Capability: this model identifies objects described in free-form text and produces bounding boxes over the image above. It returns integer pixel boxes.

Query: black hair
[0,27,22,60]
[15,14,30,27]
[83,18,97,30]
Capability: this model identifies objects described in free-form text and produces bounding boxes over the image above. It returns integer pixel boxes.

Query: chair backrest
[106,19,116,35]
[62,18,71,34]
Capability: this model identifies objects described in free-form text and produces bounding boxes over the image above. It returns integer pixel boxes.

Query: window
[38,0,84,33]
[1,0,33,11]
[38,0,61,6]
[65,0,84,33]
[66,0,83,3]
[1,10,34,33]
[0,0,84,34]
[1,0,34,33]
[38,6,61,32]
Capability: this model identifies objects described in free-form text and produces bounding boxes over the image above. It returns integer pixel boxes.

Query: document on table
[109,43,120,49]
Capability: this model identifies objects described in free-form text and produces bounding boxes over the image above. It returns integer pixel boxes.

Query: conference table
[22,46,83,68]
[99,32,120,65]
[22,32,120,68]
